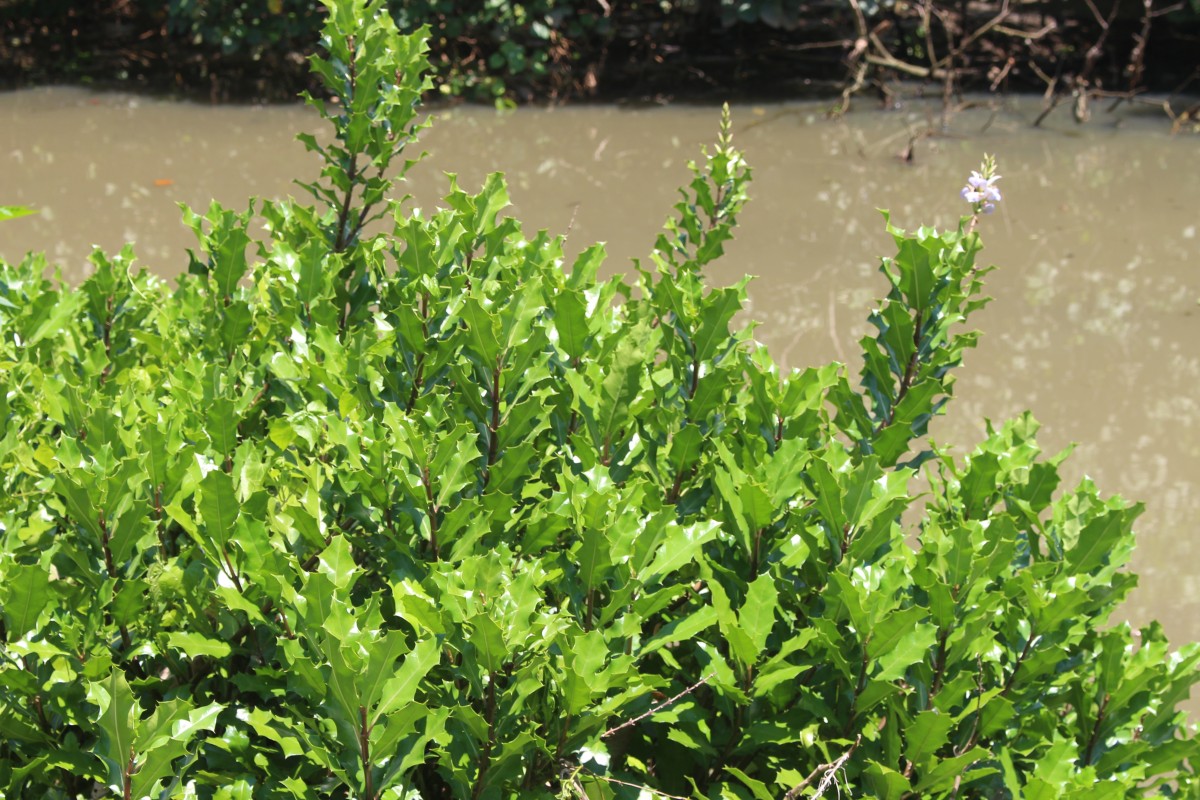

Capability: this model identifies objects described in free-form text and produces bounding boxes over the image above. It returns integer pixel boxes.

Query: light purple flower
[961,160,1002,215]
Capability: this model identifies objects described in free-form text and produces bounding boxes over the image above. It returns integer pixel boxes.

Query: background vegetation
[1,0,1198,108]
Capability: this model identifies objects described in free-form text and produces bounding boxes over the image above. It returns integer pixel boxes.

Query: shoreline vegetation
[2,0,1198,126]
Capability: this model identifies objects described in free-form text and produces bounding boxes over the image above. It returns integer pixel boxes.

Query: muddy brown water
[2,88,1198,661]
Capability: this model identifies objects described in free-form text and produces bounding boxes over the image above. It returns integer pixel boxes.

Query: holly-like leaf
[904,710,955,769]
[739,572,778,654]
[317,535,359,592]
[553,288,590,359]
[873,619,938,682]
[1,563,53,642]
[1066,505,1140,574]
[373,637,440,723]
[197,469,240,551]
[88,670,137,793]
[167,631,233,659]
[129,701,222,800]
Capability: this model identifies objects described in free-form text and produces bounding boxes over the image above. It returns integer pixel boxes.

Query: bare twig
[601,674,712,739]
[1034,0,1120,126]
[920,0,940,68]
[782,735,862,800]
[989,57,1015,91]
[937,0,1012,69]
[993,20,1057,39]
[1082,0,1109,27]
[832,59,870,117]
[832,0,873,115]
[568,767,692,800]
[866,52,933,79]
[846,0,869,43]
[1108,0,1156,111]
[1029,59,1057,99]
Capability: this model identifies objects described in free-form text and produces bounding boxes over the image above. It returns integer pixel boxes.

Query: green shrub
[2,1,1198,798]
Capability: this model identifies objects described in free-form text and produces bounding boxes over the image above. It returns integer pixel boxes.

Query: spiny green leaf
[373,637,440,723]
[668,423,704,473]
[553,288,590,359]
[469,614,508,674]
[205,397,239,457]
[739,572,778,654]
[167,631,233,659]
[129,702,222,800]
[874,620,938,682]
[576,524,612,591]
[640,520,721,583]
[904,710,955,769]
[317,534,359,592]
[197,469,240,551]
[1066,504,1140,574]
[53,471,103,542]
[1,563,53,643]
[89,669,137,792]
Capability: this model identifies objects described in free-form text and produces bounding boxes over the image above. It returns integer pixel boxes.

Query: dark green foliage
[2,2,1199,798]
[168,0,607,101]
[6,0,1198,102]
[166,0,325,54]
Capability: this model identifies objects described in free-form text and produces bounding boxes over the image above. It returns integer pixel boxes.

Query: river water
[2,88,1198,654]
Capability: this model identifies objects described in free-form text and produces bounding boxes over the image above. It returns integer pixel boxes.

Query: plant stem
[99,512,133,651]
[333,38,359,256]
[152,484,168,556]
[842,637,871,736]
[689,350,699,401]
[471,673,497,800]
[99,294,114,386]
[406,292,430,412]
[489,361,502,466]
[954,657,986,756]
[1001,627,1035,696]
[929,626,950,699]
[30,694,51,733]
[123,753,135,800]
[422,465,440,559]
[222,549,244,594]
[359,705,375,800]
[1084,693,1110,765]
[554,710,573,775]
[877,309,923,434]
[666,466,687,505]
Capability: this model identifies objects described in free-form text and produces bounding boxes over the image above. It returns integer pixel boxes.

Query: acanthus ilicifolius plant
[0,1,1198,799]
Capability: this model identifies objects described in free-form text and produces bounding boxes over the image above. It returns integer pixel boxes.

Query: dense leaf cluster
[2,2,1199,798]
